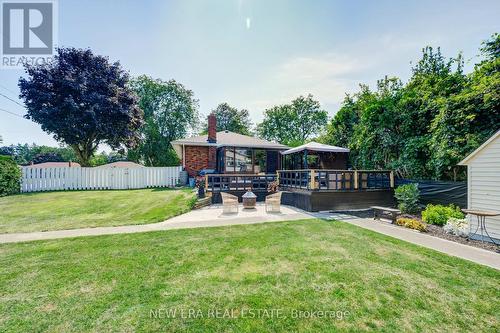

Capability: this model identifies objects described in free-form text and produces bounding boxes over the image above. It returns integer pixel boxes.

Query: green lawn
[0,188,196,233]
[0,219,498,332]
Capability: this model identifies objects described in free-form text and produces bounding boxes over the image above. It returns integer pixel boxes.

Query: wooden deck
[206,170,396,211]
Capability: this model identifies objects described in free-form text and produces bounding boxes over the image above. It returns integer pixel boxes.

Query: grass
[0,219,498,332]
[0,188,196,233]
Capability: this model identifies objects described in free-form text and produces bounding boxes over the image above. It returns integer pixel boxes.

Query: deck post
[390,171,394,188]
[205,174,208,189]
[354,171,358,189]
[276,171,280,185]
[309,169,316,190]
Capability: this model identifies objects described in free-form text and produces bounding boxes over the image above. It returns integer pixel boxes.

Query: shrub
[443,218,469,237]
[422,204,465,226]
[0,155,21,196]
[396,217,427,232]
[394,183,420,214]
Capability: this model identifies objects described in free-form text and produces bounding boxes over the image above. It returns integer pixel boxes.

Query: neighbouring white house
[459,129,500,242]
[26,161,80,168]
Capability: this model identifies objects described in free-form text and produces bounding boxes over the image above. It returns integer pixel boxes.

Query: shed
[458,130,500,242]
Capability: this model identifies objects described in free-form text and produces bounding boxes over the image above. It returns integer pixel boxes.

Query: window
[225,147,235,172]
[224,147,257,173]
[254,149,266,173]
[235,148,252,172]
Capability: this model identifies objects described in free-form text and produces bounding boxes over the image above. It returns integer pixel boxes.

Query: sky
[1,0,499,148]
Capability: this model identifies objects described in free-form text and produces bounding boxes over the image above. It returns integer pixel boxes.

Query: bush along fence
[395,179,467,208]
[20,166,183,192]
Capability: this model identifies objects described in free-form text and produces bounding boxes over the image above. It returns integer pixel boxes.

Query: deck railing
[206,174,277,192]
[205,170,394,192]
[278,169,394,191]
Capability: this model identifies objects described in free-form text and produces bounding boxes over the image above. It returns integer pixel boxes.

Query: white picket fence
[20,166,183,192]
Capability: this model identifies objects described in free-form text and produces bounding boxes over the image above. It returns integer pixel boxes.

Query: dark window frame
[221,147,284,174]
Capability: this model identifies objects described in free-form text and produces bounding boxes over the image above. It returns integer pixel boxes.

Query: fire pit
[242,190,257,209]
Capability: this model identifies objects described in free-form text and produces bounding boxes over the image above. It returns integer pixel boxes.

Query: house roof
[95,161,144,168]
[171,131,288,157]
[281,141,350,155]
[458,129,500,165]
[25,162,81,168]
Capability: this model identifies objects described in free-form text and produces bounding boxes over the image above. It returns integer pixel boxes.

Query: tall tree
[321,95,359,148]
[31,152,64,164]
[0,143,77,165]
[321,35,499,181]
[19,47,143,166]
[203,103,252,135]
[129,75,199,166]
[396,46,466,178]
[257,94,328,146]
[428,33,500,180]
[350,78,403,170]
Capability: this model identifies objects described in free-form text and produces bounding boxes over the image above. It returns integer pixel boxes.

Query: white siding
[467,135,500,240]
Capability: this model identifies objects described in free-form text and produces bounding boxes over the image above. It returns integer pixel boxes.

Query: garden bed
[425,224,498,252]
[334,209,499,253]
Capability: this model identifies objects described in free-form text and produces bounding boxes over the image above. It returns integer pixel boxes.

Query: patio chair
[265,191,282,213]
[221,192,239,214]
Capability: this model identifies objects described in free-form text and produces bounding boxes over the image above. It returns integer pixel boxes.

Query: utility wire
[0,107,25,118]
[0,83,18,97]
[0,92,25,108]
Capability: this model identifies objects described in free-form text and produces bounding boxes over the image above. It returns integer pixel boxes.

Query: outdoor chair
[221,192,239,214]
[265,191,282,213]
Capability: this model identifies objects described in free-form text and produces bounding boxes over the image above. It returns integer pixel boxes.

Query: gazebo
[280,141,350,170]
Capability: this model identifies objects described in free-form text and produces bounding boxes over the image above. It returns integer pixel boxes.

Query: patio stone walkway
[314,212,500,270]
[0,204,309,244]
[1,205,499,270]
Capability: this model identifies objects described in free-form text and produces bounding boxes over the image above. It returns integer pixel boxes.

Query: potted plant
[195,176,205,198]
[267,180,279,193]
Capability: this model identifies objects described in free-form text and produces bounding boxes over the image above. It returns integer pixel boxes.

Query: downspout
[304,149,308,169]
[182,144,185,168]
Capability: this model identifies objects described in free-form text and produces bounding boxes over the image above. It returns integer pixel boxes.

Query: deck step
[194,196,212,209]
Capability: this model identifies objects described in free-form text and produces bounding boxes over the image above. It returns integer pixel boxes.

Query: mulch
[333,209,499,253]
[425,224,499,252]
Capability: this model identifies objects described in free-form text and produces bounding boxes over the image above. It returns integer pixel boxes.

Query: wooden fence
[20,166,183,192]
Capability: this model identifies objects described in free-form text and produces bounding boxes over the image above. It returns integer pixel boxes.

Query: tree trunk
[70,140,98,167]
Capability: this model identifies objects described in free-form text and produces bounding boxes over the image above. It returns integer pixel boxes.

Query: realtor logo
[1,0,57,68]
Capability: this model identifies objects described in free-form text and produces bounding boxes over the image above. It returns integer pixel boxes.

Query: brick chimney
[207,113,217,169]
[207,113,217,143]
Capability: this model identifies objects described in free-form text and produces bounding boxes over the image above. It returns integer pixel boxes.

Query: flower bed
[339,209,498,253]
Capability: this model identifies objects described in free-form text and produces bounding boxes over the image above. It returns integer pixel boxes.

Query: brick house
[171,114,289,176]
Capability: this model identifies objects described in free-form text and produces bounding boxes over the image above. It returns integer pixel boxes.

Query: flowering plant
[267,181,279,193]
[443,218,469,237]
[195,176,205,189]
